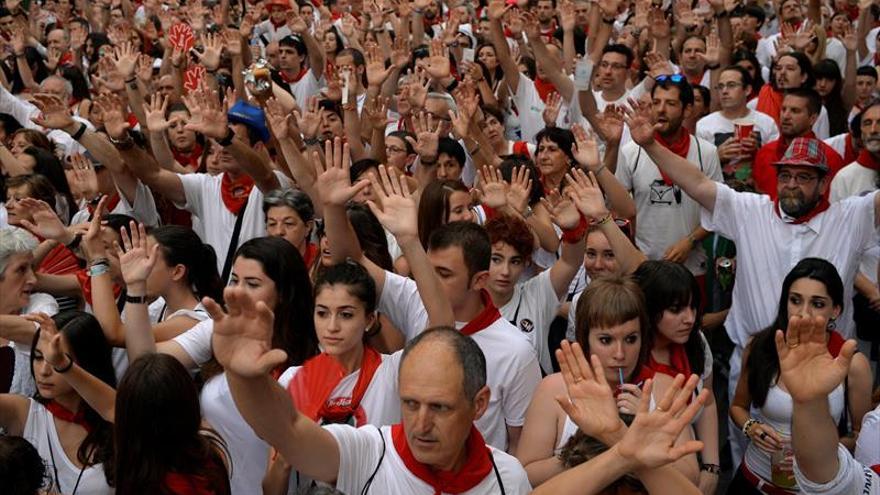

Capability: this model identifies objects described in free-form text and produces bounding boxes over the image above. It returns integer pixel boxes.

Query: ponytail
[149,226,224,303]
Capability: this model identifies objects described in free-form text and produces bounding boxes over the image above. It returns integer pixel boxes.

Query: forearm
[0,315,37,346]
[148,131,188,173]
[639,464,702,495]
[232,54,247,101]
[490,20,521,93]
[643,142,716,211]
[398,236,454,328]
[530,208,562,254]
[89,271,126,346]
[411,13,426,46]
[854,272,877,297]
[62,363,116,423]
[595,155,636,219]
[369,128,387,164]
[0,144,32,176]
[562,28,576,74]
[15,54,39,91]
[842,50,857,110]
[792,398,840,483]
[302,32,325,79]
[34,273,82,298]
[526,32,573,100]
[525,456,567,487]
[278,138,321,216]
[119,144,185,205]
[343,108,368,161]
[695,396,719,465]
[597,220,646,275]
[324,203,364,264]
[225,140,279,192]
[532,445,634,495]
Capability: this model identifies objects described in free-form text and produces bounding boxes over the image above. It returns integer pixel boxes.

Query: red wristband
[561,215,588,244]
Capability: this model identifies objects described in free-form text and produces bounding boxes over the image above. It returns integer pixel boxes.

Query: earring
[827,318,837,331]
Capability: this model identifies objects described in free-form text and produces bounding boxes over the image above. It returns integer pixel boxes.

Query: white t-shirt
[253,20,293,45]
[831,161,878,202]
[277,69,324,107]
[176,171,291,275]
[855,406,880,472]
[23,399,112,495]
[70,180,160,227]
[696,109,780,150]
[616,135,722,275]
[794,444,880,495]
[746,98,831,140]
[326,424,532,494]
[510,73,569,143]
[700,185,878,347]
[498,270,562,374]
[378,272,542,450]
[172,318,214,366]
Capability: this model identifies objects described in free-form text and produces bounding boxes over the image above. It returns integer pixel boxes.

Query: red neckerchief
[460,290,501,336]
[512,141,531,158]
[58,51,74,67]
[270,16,287,29]
[391,423,494,494]
[756,84,784,127]
[45,400,92,433]
[534,77,556,103]
[773,194,830,225]
[686,71,705,87]
[220,172,255,215]
[288,346,382,425]
[302,242,318,268]
[172,142,205,173]
[87,193,121,216]
[164,472,215,495]
[653,129,691,185]
[827,331,845,357]
[279,67,309,84]
[857,149,880,171]
[75,269,122,306]
[843,134,858,164]
[642,345,692,379]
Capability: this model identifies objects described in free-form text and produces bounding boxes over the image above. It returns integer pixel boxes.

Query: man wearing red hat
[623,98,880,465]
[254,0,295,45]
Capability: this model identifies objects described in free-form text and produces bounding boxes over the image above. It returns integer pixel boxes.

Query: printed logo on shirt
[519,319,535,333]
[649,180,682,205]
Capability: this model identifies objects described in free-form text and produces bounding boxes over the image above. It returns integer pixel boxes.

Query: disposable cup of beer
[734,120,754,140]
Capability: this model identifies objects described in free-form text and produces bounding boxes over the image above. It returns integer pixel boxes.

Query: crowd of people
[0,0,879,493]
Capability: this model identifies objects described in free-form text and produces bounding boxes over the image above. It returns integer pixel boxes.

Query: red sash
[45,400,92,433]
[654,129,691,185]
[220,172,255,215]
[856,149,880,171]
[392,424,494,494]
[460,291,501,336]
[288,346,382,425]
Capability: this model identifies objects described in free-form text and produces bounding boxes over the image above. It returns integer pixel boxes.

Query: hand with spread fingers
[314,137,370,206]
[366,164,419,242]
[565,168,609,221]
[115,221,160,289]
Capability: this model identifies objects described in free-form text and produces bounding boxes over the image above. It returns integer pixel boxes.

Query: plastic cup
[734,120,755,140]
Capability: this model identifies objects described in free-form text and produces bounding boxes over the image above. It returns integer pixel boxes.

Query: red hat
[773,137,830,173]
[266,0,292,10]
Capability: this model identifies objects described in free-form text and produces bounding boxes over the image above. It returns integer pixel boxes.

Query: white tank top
[22,399,113,494]
[554,415,580,454]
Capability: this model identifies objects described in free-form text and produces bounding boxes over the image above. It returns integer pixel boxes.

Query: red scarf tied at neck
[857,149,880,171]
[220,173,255,215]
[288,346,382,425]
[653,129,692,185]
[774,194,830,225]
[392,424,494,494]
[45,400,92,432]
[460,290,501,336]
[640,345,692,380]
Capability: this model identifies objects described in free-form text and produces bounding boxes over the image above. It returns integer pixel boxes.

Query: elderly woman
[0,227,58,395]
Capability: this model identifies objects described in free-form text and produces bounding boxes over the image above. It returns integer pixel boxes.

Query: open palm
[367,165,418,239]
[314,138,368,206]
[116,221,159,286]
[775,315,856,403]
[566,169,609,220]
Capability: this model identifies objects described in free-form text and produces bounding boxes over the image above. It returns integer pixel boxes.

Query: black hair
[349,158,381,184]
[774,51,815,90]
[633,261,705,377]
[337,47,368,87]
[652,76,695,107]
[783,87,822,116]
[24,150,76,223]
[387,130,416,155]
[857,65,879,80]
[314,261,378,314]
[417,179,471,249]
[519,55,537,80]
[428,221,490,282]
[438,137,466,167]
[746,258,844,408]
[0,436,48,495]
[742,4,766,26]
[60,65,91,102]
[30,311,115,475]
[601,44,635,68]
[112,354,230,495]
[534,127,576,164]
[234,237,320,367]
[732,49,765,93]
[814,59,848,136]
[721,65,754,91]
[280,34,307,56]
[401,327,487,401]
[318,99,343,120]
[498,155,545,206]
[5,47,49,94]
[346,202,394,271]
[323,26,345,56]
[85,33,112,67]
[694,84,711,112]
[148,226,224,303]
[558,415,642,491]
[474,43,505,85]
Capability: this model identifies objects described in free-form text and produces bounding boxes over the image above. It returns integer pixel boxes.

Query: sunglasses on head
[654,74,686,83]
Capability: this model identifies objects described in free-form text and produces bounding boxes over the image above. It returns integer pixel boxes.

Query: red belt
[739,462,799,495]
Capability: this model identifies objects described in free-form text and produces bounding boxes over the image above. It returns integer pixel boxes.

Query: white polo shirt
[499,270,562,374]
[700,184,878,348]
[326,424,532,494]
[616,135,722,275]
[175,171,291,275]
[378,272,542,450]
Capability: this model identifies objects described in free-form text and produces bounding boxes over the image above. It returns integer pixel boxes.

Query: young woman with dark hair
[813,59,856,138]
[0,311,115,494]
[729,258,872,494]
[416,179,474,249]
[632,260,719,494]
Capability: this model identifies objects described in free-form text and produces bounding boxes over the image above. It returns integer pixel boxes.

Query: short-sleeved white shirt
[700,184,878,347]
[172,318,214,366]
[378,272,542,450]
[831,162,878,202]
[70,180,160,227]
[616,135,722,275]
[326,424,532,494]
[794,444,880,495]
[499,270,562,374]
[855,406,880,472]
[277,69,324,107]
[511,73,568,144]
[175,171,291,275]
[696,109,780,150]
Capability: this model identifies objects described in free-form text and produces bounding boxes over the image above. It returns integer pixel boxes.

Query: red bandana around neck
[288,346,382,425]
[279,67,309,85]
[460,290,501,336]
[773,194,831,225]
[87,193,121,216]
[643,345,692,379]
[653,129,691,185]
[220,172,255,215]
[164,472,215,495]
[756,84,784,127]
[391,424,494,494]
[45,400,92,432]
[534,77,556,103]
[172,143,205,173]
[857,149,880,171]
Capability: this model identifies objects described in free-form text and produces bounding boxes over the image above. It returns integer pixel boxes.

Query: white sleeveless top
[743,380,845,486]
[22,399,113,494]
[554,415,580,454]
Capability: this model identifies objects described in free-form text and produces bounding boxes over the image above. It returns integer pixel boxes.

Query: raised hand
[405,68,431,110]
[623,97,659,147]
[540,189,582,230]
[700,28,721,67]
[390,36,411,70]
[406,111,442,163]
[362,95,391,131]
[423,39,451,80]
[314,137,370,206]
[558,0,577,31]
[82,196,109,261]
[143,93,171,133]
[264,97,293,140]
[566,168,610,221]
[292,96,324,140]
[286,9,309,34]
[223,28,243,58]
[841,23,858,53]
[18,198,69,241]
[616,374,708,469]
[366,164,418,240]
[115,221,159,287]
[486,0,512,21]
[571,124,601,170]
[205,287,288,378]
[775,315,857,404]
[193,32,223,72]
[542,91,563,128]
[555,341,626,445]
[66,154,99,199]
[477,166,510,209]
[136,54,155,85]
[30,94,75,131]
[595,104,626,146]
[507,166,534,214]
[93,92,131,140]
[365,45,394,88]
[112,42,139,79]
[24,312,69,369]
[182,88,229,140]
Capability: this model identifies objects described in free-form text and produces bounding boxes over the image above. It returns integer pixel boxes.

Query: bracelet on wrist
[109,132,134,149]
[592,163,607,175]
[65,233,83,250]
[302,136,321,146]
[88,257,109,268]
[420,156,438,166]
[602,16,615,24]
[742,418,761,437]
[216,126,236,147]
[52,353,75,373]
[700,463,722,474]
[88,263,110,277]
[125,294,149,304]
[70,122,88,141]
[561,215,588,244]
[593,212,613,226]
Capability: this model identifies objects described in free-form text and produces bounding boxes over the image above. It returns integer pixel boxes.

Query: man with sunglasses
[615,75,721,279]
[626,97,880,464]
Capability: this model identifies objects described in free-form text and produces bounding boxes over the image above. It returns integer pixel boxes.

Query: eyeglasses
[599,61,628,71]
[777,171,819,184]
[655,74,686,83]
[714,82,744,91]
